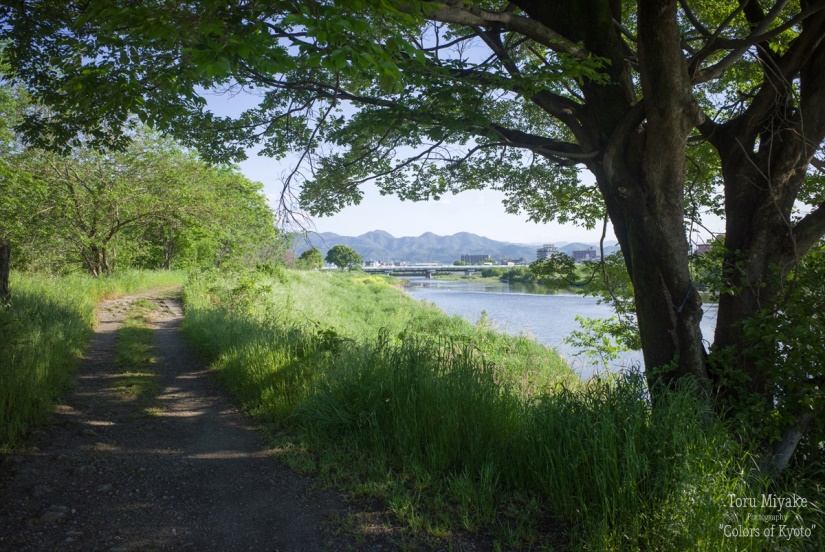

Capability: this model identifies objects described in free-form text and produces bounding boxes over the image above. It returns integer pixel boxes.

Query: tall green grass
[0,270,184,448]
[183,269,821,550]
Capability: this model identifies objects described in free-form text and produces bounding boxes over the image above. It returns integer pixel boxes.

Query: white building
[536,244,558,261]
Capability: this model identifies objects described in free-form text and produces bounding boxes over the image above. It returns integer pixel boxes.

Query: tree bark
[603,160,709,388]
[517,0,711,390]
[697,7,825,469]
[87,245,102,277]
[102,246,111,275]
[590,0,709,390]
[0,240,10,304]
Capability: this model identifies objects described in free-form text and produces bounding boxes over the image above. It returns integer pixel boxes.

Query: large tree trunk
[0,240,10,304]
[700,8,825,470]
[707,132,824,472]
[634,0,707,386]
[519,0,711,390]
[518,3,822,474]
[594,0,709,391]
[600,167,708,390]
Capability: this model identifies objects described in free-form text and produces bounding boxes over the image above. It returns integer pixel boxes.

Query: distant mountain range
[293,230,621,264]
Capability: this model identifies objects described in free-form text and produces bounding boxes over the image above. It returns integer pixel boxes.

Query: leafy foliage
[531,252,580,289]
[295,247,324,270]
[294,247,323,270]
[711,245,825,463]
[2,126,283,275]
[481,265,536,284]
[325,245,362,270]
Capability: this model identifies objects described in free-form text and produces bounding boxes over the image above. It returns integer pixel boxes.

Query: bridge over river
[360,265,494,278]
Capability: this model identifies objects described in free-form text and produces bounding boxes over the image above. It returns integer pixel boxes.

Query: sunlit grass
[182,268,821,550]
[0,270,184,448]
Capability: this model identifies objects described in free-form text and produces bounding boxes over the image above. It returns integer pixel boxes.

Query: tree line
[1,82,285,291]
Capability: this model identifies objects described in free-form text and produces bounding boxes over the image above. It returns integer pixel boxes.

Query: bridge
[361,265,493,279]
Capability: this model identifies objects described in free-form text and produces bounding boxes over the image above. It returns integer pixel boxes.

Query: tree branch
[347,138,449,186]
[789,202,825,259]
[468,26,586,137]
[404,0,593,60]
[727,9,825,143]
[483,123,595,161]
[420,30,476,52]
[690,0,797,84]
[714,2,825,49]
[678,0,712,38]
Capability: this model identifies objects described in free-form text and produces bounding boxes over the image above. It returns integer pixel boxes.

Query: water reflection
[403,277,718,380]
[406,279,561,295]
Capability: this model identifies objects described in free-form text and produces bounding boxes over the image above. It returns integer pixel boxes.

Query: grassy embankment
[182,268,815,550]
[0,270,185,449]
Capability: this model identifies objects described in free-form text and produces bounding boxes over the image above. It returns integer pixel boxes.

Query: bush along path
[0,289,368,551]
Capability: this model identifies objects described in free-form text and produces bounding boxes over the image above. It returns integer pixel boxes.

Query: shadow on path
[0,289,366,551]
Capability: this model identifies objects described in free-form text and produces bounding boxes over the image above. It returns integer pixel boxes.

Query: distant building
[461,254,491,264]
[696,233,725,254]
[501,258,528,266]
[572,247,598,263]
[536,244,558,261]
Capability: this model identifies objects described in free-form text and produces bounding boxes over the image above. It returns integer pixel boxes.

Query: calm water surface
[403,277,718,379]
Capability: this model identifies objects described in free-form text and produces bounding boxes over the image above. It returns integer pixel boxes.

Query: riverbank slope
[181,268,794,550]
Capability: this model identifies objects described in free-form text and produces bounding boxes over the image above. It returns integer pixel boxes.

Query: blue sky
[234,148,614,244]
[205,89,722,246]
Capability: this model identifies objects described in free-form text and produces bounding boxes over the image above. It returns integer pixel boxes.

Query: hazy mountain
[293,231,621,264]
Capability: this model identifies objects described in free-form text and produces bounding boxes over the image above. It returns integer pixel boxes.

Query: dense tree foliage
[3,0,825,471]
[325,245,363,270]
[26,141,280,274]
[1,116,283,275]
[0,68,26,301]
[295,247,324,270]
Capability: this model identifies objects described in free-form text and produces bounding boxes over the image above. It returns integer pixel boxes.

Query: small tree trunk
[102,247,111,275]
[162,232,175,269]
[0,240,11,304]
[87,246,102,277]
[759,412,816,476]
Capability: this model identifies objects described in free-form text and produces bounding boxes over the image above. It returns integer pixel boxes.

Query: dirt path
[0,289,370,551]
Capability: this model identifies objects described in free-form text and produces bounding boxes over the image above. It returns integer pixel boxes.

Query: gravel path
[0,289,362,551]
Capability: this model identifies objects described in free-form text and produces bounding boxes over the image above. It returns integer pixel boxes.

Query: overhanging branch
[789,202,825,260]
[678,0,712,38]
[485,123,596,161]
[402,0,593,60]
[690,0,799,83]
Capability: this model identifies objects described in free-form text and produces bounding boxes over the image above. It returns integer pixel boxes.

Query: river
[403,277,718,379]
